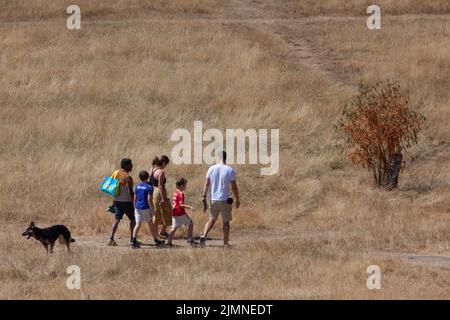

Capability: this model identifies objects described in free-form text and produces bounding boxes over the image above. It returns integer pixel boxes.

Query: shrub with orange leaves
[337,81,426,187]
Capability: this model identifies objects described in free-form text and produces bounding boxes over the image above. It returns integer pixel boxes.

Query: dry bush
[337,81,425,187]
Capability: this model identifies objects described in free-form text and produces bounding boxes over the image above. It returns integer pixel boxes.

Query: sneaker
[199,236,206,247]
[107,239,117,246]
[159,232,170,239]
[166,242,173,248]
[130,237,141,249]
[154,239,165,247]
[188,239,199,246]
[129,240,142,246]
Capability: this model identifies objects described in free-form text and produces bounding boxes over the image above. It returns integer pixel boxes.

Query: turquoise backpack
[100,170,120,197]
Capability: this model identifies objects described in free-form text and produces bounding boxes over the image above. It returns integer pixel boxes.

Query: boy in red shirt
[167,178,198,247]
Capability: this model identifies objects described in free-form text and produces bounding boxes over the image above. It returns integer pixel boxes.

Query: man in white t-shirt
[200,151,240,247]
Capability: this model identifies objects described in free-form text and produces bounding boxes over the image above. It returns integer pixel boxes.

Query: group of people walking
[107,151,240,248]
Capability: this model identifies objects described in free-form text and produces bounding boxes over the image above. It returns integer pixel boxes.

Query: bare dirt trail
[72,233,450,269]
[12,221,449,269]
[370,251,450,268]
[227,0,353,88]
[227,0,450,88]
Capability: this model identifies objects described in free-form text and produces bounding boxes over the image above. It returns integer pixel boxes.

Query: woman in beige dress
[150,155,172,238]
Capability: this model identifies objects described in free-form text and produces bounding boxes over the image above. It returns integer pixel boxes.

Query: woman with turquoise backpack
[106,158,136,246]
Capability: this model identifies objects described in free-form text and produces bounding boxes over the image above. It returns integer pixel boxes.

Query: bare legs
[159,223,168,235]
[110,218,135,240]
[129,219,136,239]
[147,221,159,240]
[133,220,158,240]
[167,227,177,245]
[202,218,216,238]
[109,219,120,240]
[133,220,159,241]
[223,222,230,246]
[167,223,194,245]
[132,221,141,240]
[201,219,231,246]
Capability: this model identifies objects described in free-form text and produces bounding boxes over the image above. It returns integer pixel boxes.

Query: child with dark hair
[167,178,198,247]
[131,170,164,248]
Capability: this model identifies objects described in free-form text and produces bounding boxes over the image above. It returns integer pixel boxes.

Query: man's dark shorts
[113,201,135,221]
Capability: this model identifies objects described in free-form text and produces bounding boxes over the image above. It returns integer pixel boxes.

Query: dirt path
[70,226,450,268]
[369,251,450,268]
[11,213,450,268]
[228,0,351,87]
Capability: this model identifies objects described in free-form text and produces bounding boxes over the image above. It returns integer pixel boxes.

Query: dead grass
[0,1,449,299]
[1,225,449,299]
[266,0,450,16]
[0,0,232,21]
[3,0,450,22]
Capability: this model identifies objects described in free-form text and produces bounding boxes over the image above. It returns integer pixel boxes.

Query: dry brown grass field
[0,1,449,299]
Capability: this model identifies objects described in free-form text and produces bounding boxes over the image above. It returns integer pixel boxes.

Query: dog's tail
[71,238,76,243]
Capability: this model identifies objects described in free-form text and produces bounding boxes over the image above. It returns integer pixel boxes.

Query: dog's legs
[44,244,49,254]
[65,240,72,252]
[49,243,54,254]
[63,233,72,252]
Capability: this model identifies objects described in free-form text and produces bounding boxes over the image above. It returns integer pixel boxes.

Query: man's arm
[203,177,211,198]
[231,181,240,208]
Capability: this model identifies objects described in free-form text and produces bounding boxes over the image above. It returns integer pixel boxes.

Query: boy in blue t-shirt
[131,170,164,248]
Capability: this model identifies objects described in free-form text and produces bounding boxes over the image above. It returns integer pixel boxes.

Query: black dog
[22,222,75,253]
